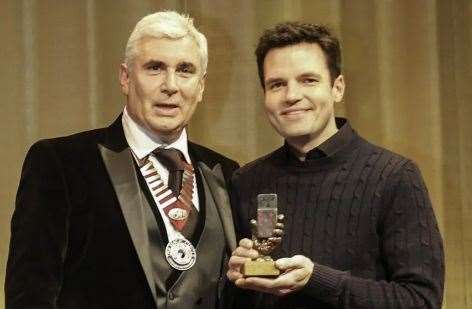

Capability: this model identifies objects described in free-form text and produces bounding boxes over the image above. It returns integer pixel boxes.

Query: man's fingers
[236,277,280,294]
[228,255,250,268]
[276,255,312,271]
[235,278,273,294]
[226,268,244,281]
[234,272,307,296]
[231,239,257,260]
[239,238,254,249]
[241,276,295,292]
[279,267,310,283]
[228,240,259,283]
[232,246,258,259]
[244,276,278,289]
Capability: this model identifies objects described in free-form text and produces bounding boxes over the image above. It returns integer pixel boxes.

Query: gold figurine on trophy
[242,193,284,277]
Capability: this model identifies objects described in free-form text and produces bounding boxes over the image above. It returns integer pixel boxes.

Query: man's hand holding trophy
[227,194,314,296]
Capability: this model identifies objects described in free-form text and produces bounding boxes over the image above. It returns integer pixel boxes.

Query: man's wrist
[302,263,347,300]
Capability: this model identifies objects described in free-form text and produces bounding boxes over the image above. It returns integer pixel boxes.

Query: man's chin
[147,123,183,142]
[279,128,313,139]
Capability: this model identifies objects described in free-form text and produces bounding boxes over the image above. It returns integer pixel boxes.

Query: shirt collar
[314,117,350,158]
[285,117,353,161]
[122,106,192,164]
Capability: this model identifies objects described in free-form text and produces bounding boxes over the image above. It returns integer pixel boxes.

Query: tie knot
[153,148,186,171]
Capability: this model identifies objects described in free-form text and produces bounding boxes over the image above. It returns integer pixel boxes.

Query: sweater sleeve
[301,160,444,308]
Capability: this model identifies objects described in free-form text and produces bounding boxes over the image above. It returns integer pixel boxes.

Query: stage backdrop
[1,0,471,308]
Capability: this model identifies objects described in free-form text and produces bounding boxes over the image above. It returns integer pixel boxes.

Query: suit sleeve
[5,141,70,309]
[225,170,262,309]
[301,160,445,308]
[228,170,242,241]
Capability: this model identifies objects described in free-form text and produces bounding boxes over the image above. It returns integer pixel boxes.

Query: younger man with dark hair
[227,22,444,309]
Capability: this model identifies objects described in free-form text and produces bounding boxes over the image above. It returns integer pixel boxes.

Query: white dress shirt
[122,107,199,242]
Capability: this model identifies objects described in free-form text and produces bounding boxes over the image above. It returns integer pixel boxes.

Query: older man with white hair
[6,11,239,309]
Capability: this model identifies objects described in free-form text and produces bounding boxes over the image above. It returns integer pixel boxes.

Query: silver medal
[165,238,196,270]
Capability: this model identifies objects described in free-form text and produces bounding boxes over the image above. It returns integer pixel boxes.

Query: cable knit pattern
[231,124,444,309]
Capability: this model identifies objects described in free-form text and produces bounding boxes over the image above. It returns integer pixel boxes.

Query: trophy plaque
[242,193,283,277]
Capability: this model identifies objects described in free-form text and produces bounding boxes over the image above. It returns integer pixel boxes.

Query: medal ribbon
[138,154,195,231]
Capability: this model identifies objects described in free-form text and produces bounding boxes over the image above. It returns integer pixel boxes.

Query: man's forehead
[264,43,328,73]
[137,36,200,61]
[266,43,325,61]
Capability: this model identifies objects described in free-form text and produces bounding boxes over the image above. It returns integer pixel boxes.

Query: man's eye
[302,78,317,84]
[149,65,161,71]
[178,65,195,74]
[269,82,284,90]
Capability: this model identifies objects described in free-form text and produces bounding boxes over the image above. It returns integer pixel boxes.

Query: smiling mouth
[281,108,311,117]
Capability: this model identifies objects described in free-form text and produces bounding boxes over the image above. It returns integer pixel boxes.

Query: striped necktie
[140,148,195,231]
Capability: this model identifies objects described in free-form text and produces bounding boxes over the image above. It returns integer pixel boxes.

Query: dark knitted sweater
[231,120,444,309]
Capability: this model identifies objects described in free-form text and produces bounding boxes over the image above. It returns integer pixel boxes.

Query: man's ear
[196,73,206,103]
[332,74,345,103]
[119,63,130,95]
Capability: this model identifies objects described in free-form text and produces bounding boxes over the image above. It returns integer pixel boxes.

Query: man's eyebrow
[142,60,166,68]
[265,77,285,86]
[298,72,322,79]
[177,61,197,70]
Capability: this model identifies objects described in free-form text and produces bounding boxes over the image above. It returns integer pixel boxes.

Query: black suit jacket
[5,116,239,309]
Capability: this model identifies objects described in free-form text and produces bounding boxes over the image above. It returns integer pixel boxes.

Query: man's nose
[285,81,302,105]
[161,71,178,96]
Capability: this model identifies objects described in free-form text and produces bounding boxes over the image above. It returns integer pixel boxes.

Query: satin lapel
[197,162,237,252]
[98,145,158,304]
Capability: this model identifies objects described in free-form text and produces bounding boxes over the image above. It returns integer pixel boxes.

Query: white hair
[124,11,208,74]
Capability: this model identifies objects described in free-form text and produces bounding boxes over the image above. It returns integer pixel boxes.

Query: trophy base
[242,260,280,277]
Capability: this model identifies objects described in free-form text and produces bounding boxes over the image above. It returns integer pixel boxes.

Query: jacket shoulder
[25,127,108,165]
[188,141,239,178]
[234,146,283,178]
[32,127,105,148]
